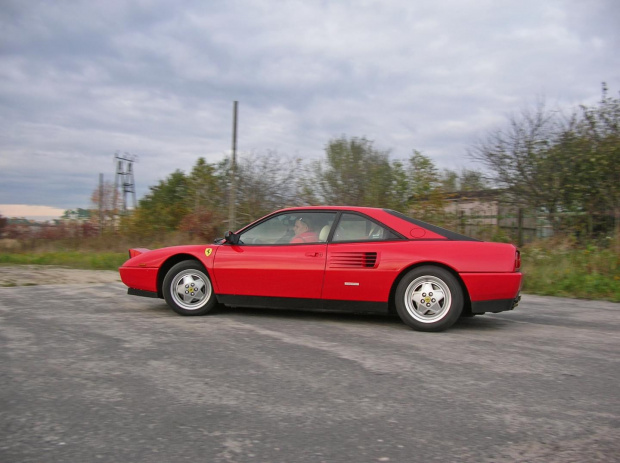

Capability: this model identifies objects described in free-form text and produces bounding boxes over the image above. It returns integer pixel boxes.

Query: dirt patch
[0,265,121,287]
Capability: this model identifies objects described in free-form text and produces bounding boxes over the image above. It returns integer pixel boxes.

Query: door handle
[305,252,323,257]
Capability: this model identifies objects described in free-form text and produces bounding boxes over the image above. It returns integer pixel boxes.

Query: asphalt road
[1,281,619,463]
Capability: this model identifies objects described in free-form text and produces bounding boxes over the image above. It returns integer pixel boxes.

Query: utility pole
[99,173,104,235]
[228,101,238,231]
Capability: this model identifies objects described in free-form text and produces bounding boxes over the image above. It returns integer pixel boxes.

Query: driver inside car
[290,216,319,243]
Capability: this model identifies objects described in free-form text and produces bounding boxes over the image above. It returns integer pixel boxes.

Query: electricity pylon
[114,152,138,214]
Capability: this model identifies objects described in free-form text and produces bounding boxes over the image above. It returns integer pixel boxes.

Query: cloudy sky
[1,0,619,219]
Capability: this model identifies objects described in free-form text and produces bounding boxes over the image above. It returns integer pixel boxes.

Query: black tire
[395,266,464,332]
[162,261,217,316]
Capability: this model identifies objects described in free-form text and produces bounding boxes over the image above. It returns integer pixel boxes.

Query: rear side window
[332,213,401,242]
[384,209,479,241]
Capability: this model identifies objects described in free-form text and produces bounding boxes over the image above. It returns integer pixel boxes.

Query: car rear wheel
[163,261,217,316]
[395,266,463,332]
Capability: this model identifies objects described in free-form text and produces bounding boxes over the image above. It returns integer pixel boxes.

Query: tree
[469,100,556,204]
[178,208,220,241]
[468,85,620,238]
[386,159,411,212]
[407,150,440,199]
[459,169,488,192]
[235,151,303,222]
[187,157,222,211]
[440,168,487,193]
[89,181,120,232]
[542,86,620,237]
[215,151,304,227]
[309,136,396,207]
[440,169,459,193]
[123,170,191,238]
[0,214,7,238]
[405,151,446,223]
[571,84,620,235]
[468,100,571,232]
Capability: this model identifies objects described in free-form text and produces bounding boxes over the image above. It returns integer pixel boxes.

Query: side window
[332,213,400,242]
[240,212,337,245]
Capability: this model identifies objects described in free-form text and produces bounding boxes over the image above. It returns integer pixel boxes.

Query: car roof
[274,205,383,213]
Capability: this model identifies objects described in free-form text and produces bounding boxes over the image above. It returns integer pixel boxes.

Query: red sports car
[119,206,522,332]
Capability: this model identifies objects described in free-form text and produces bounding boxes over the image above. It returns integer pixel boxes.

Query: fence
[430,209,617,246]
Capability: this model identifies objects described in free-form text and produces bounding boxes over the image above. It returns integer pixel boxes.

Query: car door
[322,212,404,303]
[212,212,337,300]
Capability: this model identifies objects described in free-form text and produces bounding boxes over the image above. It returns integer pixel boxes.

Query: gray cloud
[1,0,618,211]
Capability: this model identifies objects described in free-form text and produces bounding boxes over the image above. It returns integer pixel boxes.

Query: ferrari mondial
[119,206,522,332]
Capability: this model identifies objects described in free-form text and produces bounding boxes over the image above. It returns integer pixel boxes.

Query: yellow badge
[205,248,213,257]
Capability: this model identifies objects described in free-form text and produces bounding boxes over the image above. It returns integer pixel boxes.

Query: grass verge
[0,252,127,271]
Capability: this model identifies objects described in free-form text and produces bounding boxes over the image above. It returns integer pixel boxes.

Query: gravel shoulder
[0,264,121,286]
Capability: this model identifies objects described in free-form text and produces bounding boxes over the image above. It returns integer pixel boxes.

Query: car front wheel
[162,261,217,316]
[395,266,464,332]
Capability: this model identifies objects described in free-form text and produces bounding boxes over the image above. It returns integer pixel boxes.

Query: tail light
[515,249,521,271]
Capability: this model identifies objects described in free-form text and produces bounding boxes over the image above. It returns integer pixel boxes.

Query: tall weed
[521,235,619,302]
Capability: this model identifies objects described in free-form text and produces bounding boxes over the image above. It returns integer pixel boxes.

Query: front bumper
[119,266,159,293]
[127,287,159,299]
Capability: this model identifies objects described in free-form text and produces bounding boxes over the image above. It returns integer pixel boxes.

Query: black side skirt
[216,295,388,314]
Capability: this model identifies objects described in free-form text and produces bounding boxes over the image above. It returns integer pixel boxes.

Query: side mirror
[224,231,240,245]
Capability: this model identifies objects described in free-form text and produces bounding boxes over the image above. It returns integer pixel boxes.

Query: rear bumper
[461,272,522,314]
[461,272,522,299]
[471,294,521,314]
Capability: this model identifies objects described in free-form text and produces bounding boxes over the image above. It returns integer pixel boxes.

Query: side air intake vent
[329,252,378,269]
